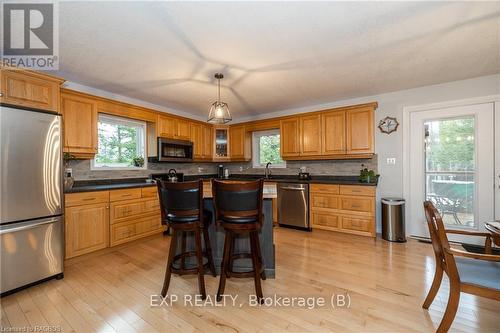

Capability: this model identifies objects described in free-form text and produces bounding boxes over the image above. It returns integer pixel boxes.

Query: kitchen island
[65,178,276,277]
[201,183,276,278]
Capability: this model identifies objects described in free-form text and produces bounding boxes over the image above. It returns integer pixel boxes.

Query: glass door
[408,103,495,244]
[424,117,475,228]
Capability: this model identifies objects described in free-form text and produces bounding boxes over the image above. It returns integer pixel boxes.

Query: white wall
[236,74,500,230]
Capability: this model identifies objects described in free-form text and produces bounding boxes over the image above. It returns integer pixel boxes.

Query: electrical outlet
[198,167,204,173]
[65,168,72,177]
[239,166,243,172]
[386,158,396,165]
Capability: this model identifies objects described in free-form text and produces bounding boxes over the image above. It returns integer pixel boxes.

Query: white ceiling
[53,1,500,120]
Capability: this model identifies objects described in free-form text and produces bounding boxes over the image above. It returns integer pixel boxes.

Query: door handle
[280,187,306,191]
[0,217,59,235]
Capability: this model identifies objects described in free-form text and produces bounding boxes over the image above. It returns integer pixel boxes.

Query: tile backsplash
[227,155,377,176]
[67,155,377,180]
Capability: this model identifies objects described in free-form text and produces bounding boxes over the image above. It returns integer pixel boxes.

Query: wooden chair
[212,179,266,303]
[157,180,216,300]
[422,201,500,333]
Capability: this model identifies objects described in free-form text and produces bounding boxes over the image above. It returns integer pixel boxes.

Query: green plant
[63,152,76,160]
[359,164,379,183]
[132,156,145,167]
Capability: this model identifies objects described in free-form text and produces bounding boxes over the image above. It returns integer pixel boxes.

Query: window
[92,114,146,170]
[252,129,286,168]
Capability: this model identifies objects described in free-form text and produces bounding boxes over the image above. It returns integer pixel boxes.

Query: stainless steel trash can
[382,198,406,242]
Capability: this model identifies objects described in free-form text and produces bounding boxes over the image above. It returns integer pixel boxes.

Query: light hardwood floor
[1,228,499,332]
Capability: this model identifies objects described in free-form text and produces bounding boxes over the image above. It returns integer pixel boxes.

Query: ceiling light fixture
[208,73,231,124]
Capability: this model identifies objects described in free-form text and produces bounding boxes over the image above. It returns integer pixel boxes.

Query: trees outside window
[93,114,146,169]
[252,130,286,168]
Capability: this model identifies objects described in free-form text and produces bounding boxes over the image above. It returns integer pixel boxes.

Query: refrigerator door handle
[0,217,60,235]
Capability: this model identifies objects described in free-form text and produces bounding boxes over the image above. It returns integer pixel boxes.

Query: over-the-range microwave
[157,137,193,162]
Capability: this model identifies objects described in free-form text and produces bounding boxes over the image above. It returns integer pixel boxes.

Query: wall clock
[378,116,399,134]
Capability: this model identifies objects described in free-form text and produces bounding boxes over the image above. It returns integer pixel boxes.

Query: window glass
[252,130,286,168]
[93,114,146,169]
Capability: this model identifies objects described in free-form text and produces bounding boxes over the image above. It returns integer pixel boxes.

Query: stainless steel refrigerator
[0,106,64,295]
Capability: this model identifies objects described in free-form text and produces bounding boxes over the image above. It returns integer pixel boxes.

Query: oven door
[157,138,193,162]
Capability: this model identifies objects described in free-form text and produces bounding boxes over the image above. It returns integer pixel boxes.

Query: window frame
[252,129,286,169]
[91,114,147,171]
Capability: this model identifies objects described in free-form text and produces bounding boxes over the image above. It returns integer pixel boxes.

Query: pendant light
[208,73,232,124]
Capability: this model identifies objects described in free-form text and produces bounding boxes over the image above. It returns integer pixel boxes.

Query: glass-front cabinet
[214,126,229,159]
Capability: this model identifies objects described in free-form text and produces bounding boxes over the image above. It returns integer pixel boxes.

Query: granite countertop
[186,174,378,186]
[66,174,377,193]
[66,178,156,193]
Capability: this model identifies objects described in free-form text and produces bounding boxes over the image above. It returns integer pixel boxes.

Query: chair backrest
[423,201,457,273]
[212,179,264,223]
[156,180,203,222]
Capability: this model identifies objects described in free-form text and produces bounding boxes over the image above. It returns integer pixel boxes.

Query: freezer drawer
[0,216,63,294]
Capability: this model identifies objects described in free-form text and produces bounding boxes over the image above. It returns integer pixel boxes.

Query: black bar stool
[157,180,216,300]
[212,179,266,303]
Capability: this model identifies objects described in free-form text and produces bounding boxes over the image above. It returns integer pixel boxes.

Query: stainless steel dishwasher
[277,183,311,231]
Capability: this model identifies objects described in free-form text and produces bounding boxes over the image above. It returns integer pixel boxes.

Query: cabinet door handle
[82,197,96,201]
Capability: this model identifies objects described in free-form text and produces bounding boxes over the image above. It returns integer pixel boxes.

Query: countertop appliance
[157,137,193,162]
[277,183,311,231]
[150,172,185,183]
[167,169,178,182]
[0,106,64,295]
[298,172,311,180]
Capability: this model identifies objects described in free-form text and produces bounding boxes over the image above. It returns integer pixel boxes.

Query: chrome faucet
[265,162,272,179]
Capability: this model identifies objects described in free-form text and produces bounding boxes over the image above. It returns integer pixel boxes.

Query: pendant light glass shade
[208,73,232,124]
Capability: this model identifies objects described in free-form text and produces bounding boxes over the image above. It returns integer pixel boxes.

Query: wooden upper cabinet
[229,125,250,161]
[157,115,176,138]
[157,115,190,140]
[346,106,374,154]
[61,90,98,158]
[322,110,346,155]
[203,125,213,159]
[177,119,191,140]
[300,114,322,156]
[280,118,300,157]
[0,68,64,112]
[65,201,109,259]
[190,122,203,160]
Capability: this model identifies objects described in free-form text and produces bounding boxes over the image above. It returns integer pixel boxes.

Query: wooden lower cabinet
[65,202,109,259]
[64,186,162,259]
[110,214,162,246]
[310,184,376,237]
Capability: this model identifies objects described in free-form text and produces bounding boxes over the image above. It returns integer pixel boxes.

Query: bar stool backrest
[212,179,264,224]
[157,180,203,223]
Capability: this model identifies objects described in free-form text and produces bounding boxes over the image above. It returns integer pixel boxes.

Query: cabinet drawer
[340,197,374,214]
[111,223,136,243]
[111,201,144,220]
[310,184,339,194]
[339,185,375,197]
[311,212,340,229]
[110,216,162,246]
[311,193,339,210]
[144,199,160,212]
[141,186,158,198]
[110,198,160,222]
[342,216,372,233]
[135,216,162,235]
[65,191,109,207]
[110,188,142,202]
